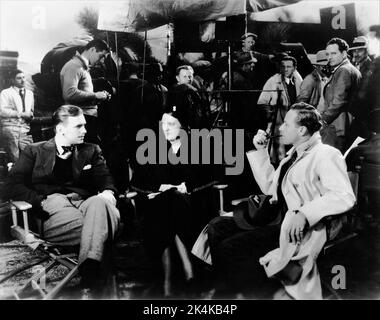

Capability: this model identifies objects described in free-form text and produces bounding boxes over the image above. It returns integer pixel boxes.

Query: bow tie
[61,145,76,155]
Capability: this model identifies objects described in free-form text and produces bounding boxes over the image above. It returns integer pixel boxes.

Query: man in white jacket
[257,56,303,163]
[0,69,34,164]
[208,102,355,299]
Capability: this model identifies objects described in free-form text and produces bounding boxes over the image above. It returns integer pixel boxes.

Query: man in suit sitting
[3,105,120,297]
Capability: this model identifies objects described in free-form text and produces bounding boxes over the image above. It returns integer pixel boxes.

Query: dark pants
[208,216,281,298]
[139,190,194,261]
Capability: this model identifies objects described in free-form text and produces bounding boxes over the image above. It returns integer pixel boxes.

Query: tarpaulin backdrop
[97,0,302,32]
[250,0,379,34]
[97,0,380,57]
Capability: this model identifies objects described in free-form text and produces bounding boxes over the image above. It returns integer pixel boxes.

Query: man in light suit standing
[4,105,120,297]
[257,56,303,163]
[0,69,34,164]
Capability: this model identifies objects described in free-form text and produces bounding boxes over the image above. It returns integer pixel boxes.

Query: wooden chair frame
[0,201,79,300]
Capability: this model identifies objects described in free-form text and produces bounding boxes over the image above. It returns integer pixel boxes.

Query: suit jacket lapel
[42,139,57,176]
[72,145,88,179]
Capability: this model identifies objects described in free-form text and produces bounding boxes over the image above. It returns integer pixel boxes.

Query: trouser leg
[43,194,120,263]
[42,194,120,291]
[207,216,243,266]
[18,131,33,152]
[42,194,83,246]
[217,225,280,297]
[2,126,19,163]
[78,195,120,265]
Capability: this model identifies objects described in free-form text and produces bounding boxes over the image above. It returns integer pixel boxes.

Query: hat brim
[233,202,257,230]
[348,46,367,51]
[313,61,328,66]
[241,33,258,40]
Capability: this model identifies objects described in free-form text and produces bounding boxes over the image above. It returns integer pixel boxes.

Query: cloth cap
[241,32,258,40]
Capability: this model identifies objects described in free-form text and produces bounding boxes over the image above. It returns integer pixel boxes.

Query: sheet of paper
[344,136,365,159]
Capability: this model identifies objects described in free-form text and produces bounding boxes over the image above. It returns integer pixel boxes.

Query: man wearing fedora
[346,28,380,147]
[297,50,330,111]
[345,36,374,147]
[348,36,373,79]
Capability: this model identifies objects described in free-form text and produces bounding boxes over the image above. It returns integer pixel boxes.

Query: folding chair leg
[30,280,47,298]
[43,265,79,300]
[109,274,119,299]
[15,260,58,297]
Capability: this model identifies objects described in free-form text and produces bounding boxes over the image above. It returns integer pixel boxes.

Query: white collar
[12,86,25,93]
[284,77,294,85]
[170,139,181,154]
[286,132,322,158]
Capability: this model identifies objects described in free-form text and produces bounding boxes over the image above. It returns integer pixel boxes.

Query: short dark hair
[11,69,24,79]
[52,105,83,128]
[326,37,349,53]
[290,102,323,134]
[280,55,297,68]
[175,65,194,76]
[83,39,110,53]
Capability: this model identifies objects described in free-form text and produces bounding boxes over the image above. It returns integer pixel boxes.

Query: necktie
[19,89,25,112]
[276,151,298,211]
[61,145,76,155]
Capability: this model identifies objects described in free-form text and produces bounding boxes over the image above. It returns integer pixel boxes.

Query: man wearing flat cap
[298,50,331,112]
[235,33,274,64]
[241,33,258,53]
